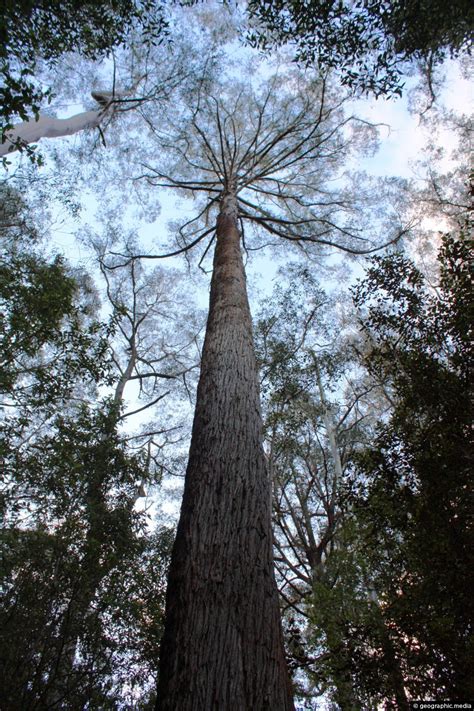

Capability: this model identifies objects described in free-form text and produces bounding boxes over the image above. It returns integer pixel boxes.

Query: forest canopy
[1,2,472,709]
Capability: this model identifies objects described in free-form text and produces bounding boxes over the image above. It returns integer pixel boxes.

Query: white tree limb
[0,94,114,157]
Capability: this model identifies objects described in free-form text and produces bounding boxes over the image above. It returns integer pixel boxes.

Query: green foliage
[1,449,173,707]
[348,227,474,700]
[0,189,172,707]
[0,252,110,397]
[259,232,472,705]
[0,0,169,138]
[1,369,170,707]
[309,523,383,709]
[1,257,112,416]
[256,266,341,402]
[255,267,377,706]
[247,0,474,96]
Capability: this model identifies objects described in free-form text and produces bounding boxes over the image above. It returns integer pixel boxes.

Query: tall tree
[0,0,168,136]
[254,267,398,709]
[157,186,295,709]
[0,186,196,707]
[0,64,186,160]
[112,51,410,708]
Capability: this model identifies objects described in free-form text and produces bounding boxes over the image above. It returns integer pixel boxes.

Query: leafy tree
[0,183,110,409]
[115,45,413,708]
[0,0,168,136]
[1,400,176,708]
[254,267,397,709]
[247,0,474,96]
[0,185,186,707]
[255,222,472,705]
[349,226,474,700]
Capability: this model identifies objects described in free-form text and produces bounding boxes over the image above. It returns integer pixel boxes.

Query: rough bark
[157,191,294,710]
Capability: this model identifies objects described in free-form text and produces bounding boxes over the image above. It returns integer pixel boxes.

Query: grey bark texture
[157,192,294,710]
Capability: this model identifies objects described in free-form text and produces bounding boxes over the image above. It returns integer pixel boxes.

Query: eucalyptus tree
[264,219,473,707]
[94,241,202,466]
[254,267,395,709]
[114,50,411,709]
[408,105,472,233]
[0,20,196,165]
[1,0,169,141]
[0,186,198,707]
[0,74,187,162]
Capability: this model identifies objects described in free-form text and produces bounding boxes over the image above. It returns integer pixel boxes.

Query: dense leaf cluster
[247,0,474,96]
[347,228,474,700]
[0,0,168,133]
[0,185,112,404]
[1,406,171,709]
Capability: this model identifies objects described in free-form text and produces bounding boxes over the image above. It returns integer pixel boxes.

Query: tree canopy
[0,0,168,137]
[247,0,474,96]
[350,226,474,700]
[1,3,472,708]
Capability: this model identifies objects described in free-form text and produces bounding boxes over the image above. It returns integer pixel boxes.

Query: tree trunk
[325,633,359,711]
[367,588,409,710]
[157,190,294,710]
[43,430,114,708]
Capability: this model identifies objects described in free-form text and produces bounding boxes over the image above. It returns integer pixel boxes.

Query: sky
[3,10,471,709]
[30,52,470,289]
[8,43,470,456]
[3,3,471,516]
[4,22,470,452]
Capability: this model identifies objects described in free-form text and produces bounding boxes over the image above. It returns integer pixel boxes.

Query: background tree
[349,225,474,701]
[0,58,189,162]
[254,266,404,709]
[0,183,109,416]
[268,218,472,706]
[247,0,474,97]
[254,216,472,705]
[93,238,202,475]
[0,0,168,136]
[0,185,197,707]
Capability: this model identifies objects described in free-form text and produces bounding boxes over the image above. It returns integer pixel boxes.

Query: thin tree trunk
[42,438,112,707]
[313,358,360,709]
[314,358,343,484]
[157,190,294,710]
[367,589,409,710]
[327,638,359,711]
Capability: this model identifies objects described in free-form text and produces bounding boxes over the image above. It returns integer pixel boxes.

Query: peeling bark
[157,190,294,710]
